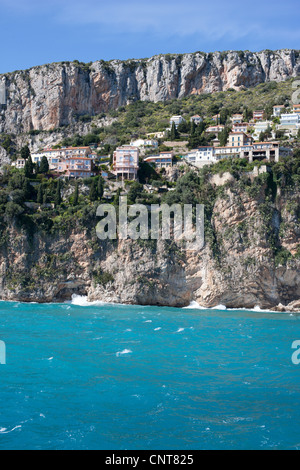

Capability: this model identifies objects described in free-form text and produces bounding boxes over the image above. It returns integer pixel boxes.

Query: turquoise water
[0,299,300,450]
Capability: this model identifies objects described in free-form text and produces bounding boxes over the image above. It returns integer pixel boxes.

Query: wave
[184,301,227,310]
[116,349,132,357]
[184,301,283,313]
[70,294,110,307]
[183,301,206,309]
[0,425,22,434]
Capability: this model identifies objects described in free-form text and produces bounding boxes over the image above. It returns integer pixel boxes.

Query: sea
[0,296,300,450]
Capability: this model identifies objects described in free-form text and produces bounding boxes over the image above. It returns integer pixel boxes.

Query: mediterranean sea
[0,297,300,450]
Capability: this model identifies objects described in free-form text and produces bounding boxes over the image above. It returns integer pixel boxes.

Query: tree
[259,131,266,142]
[37,184,43,204]
[73,182,79,206]
[54,180,62,206]
[190,120,196,136]
[97,176,104,200]
[265,125,272,139]
[170,121,179,140]
[39,156,49,174]
[219,108,230,125]
[219,127,230,147]
[177,120,189,133]
[243,106,252,122]
[22,178,32,200]
[43,190,48,205]
[113,188,122,207]
[24,155,34,178]
[128,182,143,204]
[20,145,30,160]
[89,179,98,202]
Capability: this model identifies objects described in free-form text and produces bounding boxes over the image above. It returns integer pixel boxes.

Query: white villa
[130,139,158,149]
[170,115,185,128]
[144,152,173,169]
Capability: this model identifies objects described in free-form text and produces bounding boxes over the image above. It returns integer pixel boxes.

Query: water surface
[0,299,299,450]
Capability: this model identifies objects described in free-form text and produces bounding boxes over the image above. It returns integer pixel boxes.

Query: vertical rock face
[0,49,299,134]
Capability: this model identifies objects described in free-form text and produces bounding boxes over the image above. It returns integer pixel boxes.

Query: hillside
[0,151,300,310]
[1,76,298,159]
[0,49,299,135]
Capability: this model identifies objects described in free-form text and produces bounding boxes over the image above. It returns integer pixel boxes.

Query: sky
[0,0,299,73]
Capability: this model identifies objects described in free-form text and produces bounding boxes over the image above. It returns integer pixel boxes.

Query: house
[130,139,158,149]
[170,115,185,128]
[11,158,26,169]
[253,121,273,140]
[273,105,285,117]
[57,157,94,178]
[214,142,289,163]
[31,146,94,169]
[227,132,253,147]
[280,113,300,126]
[190,115,203,125]
[113,146,139,180]
[231,122,250,133]
[230,114,244,124]
[184,140,290,167]
[205,125,225,135]
[253,110,265,121]
[292,104,300,114]
[240,142,291,163]
[184,147,216,168]
[211,114,220,123]
[144,152,173,169]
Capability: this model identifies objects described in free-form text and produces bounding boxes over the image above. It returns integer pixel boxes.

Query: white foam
[0,425,21,434]
[183,301,206,309]
[212,304,227,310]
[154,327,161,331]
[70,294,108,307]
[176,328,185,333]
[116,349,132,357]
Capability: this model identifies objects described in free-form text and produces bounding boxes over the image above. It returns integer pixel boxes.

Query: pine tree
[73,182,79,206]
[190,120,196,136]
[37,184,43,204]
[39,156,49,174]
[54,180,62,206]
[170,121,179,140]
[22,178,31,200]
[97,176,104,200]
[259,131,265,142]
[89,179,98,202]
[219,127,230,147]
[24,155,34,178]
[20,145,30,160]
[43,190,48,205]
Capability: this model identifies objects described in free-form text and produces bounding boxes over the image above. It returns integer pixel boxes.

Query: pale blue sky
[0,0,299,73]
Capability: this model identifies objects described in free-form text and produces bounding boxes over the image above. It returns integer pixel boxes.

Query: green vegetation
[14,77,293,158]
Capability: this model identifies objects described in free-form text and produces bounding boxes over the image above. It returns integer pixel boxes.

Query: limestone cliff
[1,176,299,311]
[0,49,299,134]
